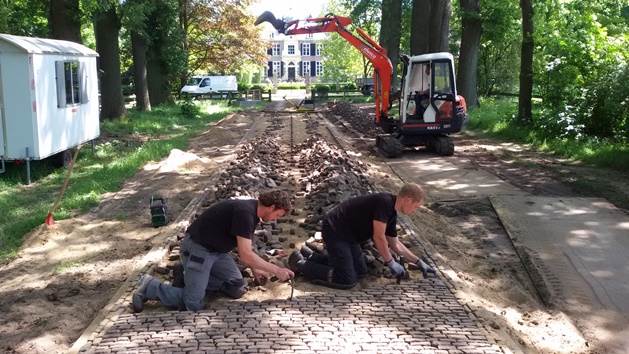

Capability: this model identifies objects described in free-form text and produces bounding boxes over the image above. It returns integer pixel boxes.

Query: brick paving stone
[77,280,504,353]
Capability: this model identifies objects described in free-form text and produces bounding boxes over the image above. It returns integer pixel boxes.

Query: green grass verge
[467,97,629,171]
[467,97,629,209]
[0,100,240,263]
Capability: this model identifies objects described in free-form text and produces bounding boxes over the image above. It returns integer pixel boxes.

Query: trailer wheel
[56,149,73,168]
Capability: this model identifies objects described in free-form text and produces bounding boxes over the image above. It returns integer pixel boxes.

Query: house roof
[0,33,98,57]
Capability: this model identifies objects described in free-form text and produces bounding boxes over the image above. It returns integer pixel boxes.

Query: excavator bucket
[254,11,286,33]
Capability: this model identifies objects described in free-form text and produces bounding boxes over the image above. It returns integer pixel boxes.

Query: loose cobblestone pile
[328,102,382,137]
[296,135,373,218]
[214,137,292,201]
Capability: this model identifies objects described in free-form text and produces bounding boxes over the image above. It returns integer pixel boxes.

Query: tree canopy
[182,0,268,75]
[1,0,627,141]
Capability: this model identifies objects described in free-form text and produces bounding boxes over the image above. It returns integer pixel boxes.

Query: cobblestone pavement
[69,109,506,354]
[77,279,502,353]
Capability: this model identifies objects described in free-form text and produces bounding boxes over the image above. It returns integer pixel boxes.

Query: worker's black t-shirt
[325,193,397,243]
[186,199,259,252]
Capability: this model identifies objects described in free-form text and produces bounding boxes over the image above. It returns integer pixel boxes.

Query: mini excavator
[255,12,468,157]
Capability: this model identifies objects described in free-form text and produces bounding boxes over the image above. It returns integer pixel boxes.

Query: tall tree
[131,31,151,111]
[344,0,382,78]
[428,0,452,52]
[180,0,267,79]
[50,0,82,42]
[122,0,152,111]
[457,0,481,107]
[321,1,364,83]
[410,0,430,55]
[146,0,185,105]
[380,0,402,88]
[518,0,534,123]
[474,0,520,97]
[94,2,126,120]
[0,1,13,34]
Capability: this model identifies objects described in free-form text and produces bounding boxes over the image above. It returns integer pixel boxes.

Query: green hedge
[277,82,306,90]
[250,83,273,91]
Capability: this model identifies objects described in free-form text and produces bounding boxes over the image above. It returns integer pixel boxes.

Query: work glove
[386,259,405,276]
[416,257,437,278]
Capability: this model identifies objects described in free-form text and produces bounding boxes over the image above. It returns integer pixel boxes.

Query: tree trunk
[379,0,392,51]
[388,0,402,89]
[428,0,452,53]
[410,0,431,55]
[131,31,151,111]
[94,5,126,120]
[147,57,174,106]
[380,0,402,90]
[49,0,82,43]
[518,0,534,123]
[178,0,190,89]
[457,0,481,107]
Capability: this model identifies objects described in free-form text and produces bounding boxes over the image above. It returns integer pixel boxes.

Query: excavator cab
[400,55,459,125]
[383,53,468,156]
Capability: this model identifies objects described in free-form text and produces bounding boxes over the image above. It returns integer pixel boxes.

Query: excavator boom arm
[255,12,392,123]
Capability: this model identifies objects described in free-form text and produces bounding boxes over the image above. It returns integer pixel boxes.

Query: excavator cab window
[432,60,456,120]
[432,61,455,99]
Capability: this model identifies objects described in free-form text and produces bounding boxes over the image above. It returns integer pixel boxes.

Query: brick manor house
[263,29,326,84]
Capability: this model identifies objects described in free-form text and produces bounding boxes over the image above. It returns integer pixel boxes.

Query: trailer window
[65,62,80,104]
[56,60,87,107]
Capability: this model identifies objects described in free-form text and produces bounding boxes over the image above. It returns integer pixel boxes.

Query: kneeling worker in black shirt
[289,183,435,288]
[132,189,294,312]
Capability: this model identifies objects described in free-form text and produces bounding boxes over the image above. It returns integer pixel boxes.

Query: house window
[288,45,295,55]
[302,61,310,76]
[316,61,324,76]
[302,43,310,56]
[273,61,281,75]
[269,32,275,38]
[316,44,323,56]
[55,60,86,107]
[272,43,280,56]
[307,33,313,38]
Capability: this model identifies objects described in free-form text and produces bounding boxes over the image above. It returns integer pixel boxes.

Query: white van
[180,75,238,97]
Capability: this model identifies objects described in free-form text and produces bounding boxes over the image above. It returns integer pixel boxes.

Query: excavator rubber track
[376,135,404,158]
[428,135,455,156]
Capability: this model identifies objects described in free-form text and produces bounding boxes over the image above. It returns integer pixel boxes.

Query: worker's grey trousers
[143,234,246,311]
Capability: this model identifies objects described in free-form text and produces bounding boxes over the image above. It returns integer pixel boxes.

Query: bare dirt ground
[0,100,627,354]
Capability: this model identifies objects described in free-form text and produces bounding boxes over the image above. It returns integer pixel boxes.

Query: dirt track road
[1,94,628,353]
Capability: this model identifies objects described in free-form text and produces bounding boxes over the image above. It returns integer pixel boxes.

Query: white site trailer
[0,33,99,183]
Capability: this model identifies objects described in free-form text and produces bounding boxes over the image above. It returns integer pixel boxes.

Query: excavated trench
[146,108,423,306]
[67,100,601,354]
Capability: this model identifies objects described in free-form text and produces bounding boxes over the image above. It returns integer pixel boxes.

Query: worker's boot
[288,250,306,274]
[172,261,185,288]
[132,274,155,313]
[301,262,356,290]
[300,245,314,259]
